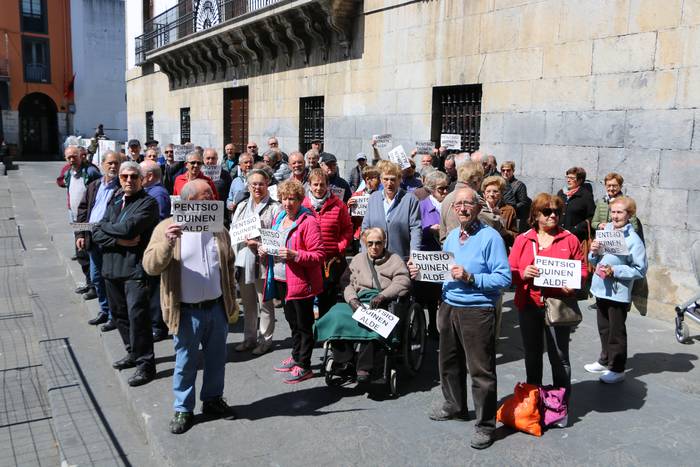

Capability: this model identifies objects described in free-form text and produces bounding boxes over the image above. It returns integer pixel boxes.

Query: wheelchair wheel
[401,303,426,376]
[324,357,342,386]
[675,316,690,344]
[387,368,398,397]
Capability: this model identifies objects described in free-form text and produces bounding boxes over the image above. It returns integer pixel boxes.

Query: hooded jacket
[302,193,353,260]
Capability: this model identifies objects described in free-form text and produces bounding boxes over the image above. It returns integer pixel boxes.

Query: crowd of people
[58,134,648,449]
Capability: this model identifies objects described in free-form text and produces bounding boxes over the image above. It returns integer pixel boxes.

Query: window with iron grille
[21,0,47,34]
[299,96,324,154]
[145,111,154,143]
[180,107,191,144]
[430,84,482,153]
[22,36,50,83]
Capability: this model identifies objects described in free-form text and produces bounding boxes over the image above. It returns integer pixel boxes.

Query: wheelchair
[320,296,426,397]
[675,241,700,344]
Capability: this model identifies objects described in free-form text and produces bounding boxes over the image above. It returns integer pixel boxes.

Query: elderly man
[319,152,351,202]
[288,151,308,184]
[160,144,184,194]
[223,143,238,171]
[347,152,367,193]
[92,162,160,386]
[246,141,262,163]
[444,155,458,191]
[305,149,320,169]
[267,136,288,162]
[143,179,238,434]
[173,151,218,199]
[227,152,254,212]
[203,148,233,202]
[127,139,144,163]
[413,187,510,450]
[76,151,121,328]
[264,149,291,183]
[417,153,435,176]
[501,160,531,232]
[311,138,323,153]
[144,148,159,163]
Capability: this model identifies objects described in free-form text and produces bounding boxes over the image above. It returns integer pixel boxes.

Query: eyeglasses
[453,201,476,208]
[500,168,512,172]
[366,241,383,246]
[541,208,561,217]
[119,173,140,181]
[188,161,202,166]
[269,142,278,146]
[247,146,257,149]
[566,175,577,180]
[164,150,173,154]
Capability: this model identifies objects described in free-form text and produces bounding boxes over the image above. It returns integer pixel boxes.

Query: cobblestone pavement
[11,162,700,466]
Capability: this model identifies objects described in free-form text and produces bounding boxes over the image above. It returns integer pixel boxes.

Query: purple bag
[538,386,567,427]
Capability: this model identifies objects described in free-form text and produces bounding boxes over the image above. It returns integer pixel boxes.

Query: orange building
[0,0,73,159]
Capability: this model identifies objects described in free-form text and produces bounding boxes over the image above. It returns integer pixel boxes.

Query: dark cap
[311,138,322,144]
[319,152,337,164]
[144,139,159,147]
[127,139,141,147]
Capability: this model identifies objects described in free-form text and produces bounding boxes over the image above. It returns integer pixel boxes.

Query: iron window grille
[299,96,324,154]
[146,111,154,143]
[180,107,191,144]
[430,84,482,153]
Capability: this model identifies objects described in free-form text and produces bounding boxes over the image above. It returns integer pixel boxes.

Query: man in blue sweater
[414,187,511,450]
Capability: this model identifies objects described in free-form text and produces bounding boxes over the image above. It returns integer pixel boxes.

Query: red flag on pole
[64,73,75,100]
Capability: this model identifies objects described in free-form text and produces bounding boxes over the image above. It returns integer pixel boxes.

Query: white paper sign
[330,185,346,200]
[595,230,629,255]
[352,306,400,339]
[169,195,181,215]
[415,141,435,154]
[260,228,284,256]
[94,139,118,166]
[268,184,278,201]
[533,257,582,289]
[229,214,261,244]
[373,134,393,150]
[440,133,462,150]
[173,144,193,162]
[172,200,225,232]
[410,250,455,283]
[388,145,411,170]
[202,164,222,182]
[70,222,96,233]
[349,194,370,217]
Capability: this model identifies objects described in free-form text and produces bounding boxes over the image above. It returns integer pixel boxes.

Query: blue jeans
[88,246,111,319]
[172,300,228,413]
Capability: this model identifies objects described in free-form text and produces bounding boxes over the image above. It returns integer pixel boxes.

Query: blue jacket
[442,222,512,308]
[362,188,421,260]
[589,223,647,304]
[144,183,171,220]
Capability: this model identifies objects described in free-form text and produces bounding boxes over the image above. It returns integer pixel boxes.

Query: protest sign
[352,306,400,339]
[415,141,435,154]
[373,134,393,150]
[595,230,629,255]
[268,184,278,201]
[388,145,411,170]
[173,144,193,162]
[229,214,261,244]
[440,133,462,150]
[260,228,284,256]
[70,222,95,233]
[172,200,224,232]
[330,185,346,200]
[202,164,222,182]
[169,195,181,215]
[95,139,118,166]
[349,194,370,217]
[410,250,455,283]
[533,257,582,289]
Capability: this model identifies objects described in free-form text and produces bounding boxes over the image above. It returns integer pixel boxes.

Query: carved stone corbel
[278,14,308,64]
[296,7,328,61]
[265,18,293,67]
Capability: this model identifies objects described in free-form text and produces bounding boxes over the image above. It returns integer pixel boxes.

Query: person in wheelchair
[314,227,411,383]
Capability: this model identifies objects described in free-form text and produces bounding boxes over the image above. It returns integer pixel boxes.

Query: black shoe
[88,314,108,326]
[71,255,79,261]
[82,289,97,300]
[128,367,155,387]
[470,430,494,450]
[101,321,117,332]
[202,397,236,419]
[112,355,136,370]
[429,406,470,421]
[74,284,91,294]
[169,411,194,434]
[152,331,169,342]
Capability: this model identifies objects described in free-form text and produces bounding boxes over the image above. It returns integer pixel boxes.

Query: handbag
[496,382,542,437]
[538,386,568,427]
[530,242,582,327]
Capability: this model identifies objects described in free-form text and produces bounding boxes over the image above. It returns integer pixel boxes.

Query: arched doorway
[19,92,58,159]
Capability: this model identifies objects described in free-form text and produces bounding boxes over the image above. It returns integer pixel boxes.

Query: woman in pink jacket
[261,179,324,383]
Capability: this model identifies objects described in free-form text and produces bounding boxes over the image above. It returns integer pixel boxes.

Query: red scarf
[565,186,580,198]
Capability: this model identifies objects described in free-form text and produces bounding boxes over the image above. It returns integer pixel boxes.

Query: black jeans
[105,278,155,371]
[595,298,631,373]
[277,281,315,369]
[518,306,571,398]
[438,303,497,434]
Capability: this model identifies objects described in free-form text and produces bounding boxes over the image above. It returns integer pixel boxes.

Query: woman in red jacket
[302,168,353,318]
[508,193,587,426]
[261,179,324,384]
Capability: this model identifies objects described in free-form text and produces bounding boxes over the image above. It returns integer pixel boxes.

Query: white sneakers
[584,361,608,373]
[599,370,625,384]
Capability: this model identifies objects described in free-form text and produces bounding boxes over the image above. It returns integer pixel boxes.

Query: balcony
[135,0,363,89]
[24,63,50,83]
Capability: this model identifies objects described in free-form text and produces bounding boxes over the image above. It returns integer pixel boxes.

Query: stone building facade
[126,0,700,316]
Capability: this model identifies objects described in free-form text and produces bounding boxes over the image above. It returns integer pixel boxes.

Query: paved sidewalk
[16,162,700,466]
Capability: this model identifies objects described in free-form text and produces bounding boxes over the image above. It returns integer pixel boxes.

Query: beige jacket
[342,251,411,303]
[142,218,239,335]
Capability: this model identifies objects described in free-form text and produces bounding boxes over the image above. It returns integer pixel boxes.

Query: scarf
[565,186,580,199]
[308,190,330,211]
[428,194,442,211]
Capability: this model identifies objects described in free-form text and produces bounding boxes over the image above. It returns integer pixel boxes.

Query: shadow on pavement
[626,351,697,377]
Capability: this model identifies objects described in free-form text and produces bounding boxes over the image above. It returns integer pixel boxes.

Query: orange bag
[496,382,542,436]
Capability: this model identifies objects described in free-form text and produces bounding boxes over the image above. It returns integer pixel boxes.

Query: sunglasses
[247,146,257,149]
[366,241,383,246]
[541,208,561,217]
[188,161,203,166]
[119,173,140,181]
[164,150,174,154]
[436,186,449,192]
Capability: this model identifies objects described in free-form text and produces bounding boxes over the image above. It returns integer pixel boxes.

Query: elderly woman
[347,165,381,253]
[416,170,450,337]
[362,161,422,260]
[592,173,643,240]
[261,179,324,384]
[481,175,519,248]
[585,196,647,384]
[556,167,595,243]
[315,227,411,383]
[302,168,353,318]
[231,169,281,355]
[508,193,588,427]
